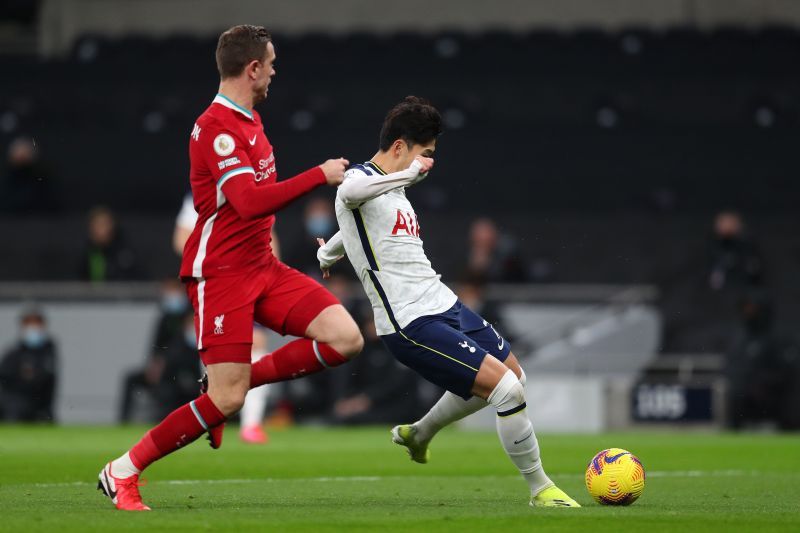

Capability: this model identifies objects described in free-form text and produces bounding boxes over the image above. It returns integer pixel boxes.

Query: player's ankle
[110,452,141,479]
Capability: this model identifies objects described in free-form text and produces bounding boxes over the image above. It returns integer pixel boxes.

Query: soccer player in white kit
[317,96,580,508]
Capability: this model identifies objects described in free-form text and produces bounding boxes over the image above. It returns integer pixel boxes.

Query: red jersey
[181,94,326,279]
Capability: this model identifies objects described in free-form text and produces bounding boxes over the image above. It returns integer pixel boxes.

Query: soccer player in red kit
[97,25,363,511]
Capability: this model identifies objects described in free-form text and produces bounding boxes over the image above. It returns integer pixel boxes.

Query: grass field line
[19,469,762,489]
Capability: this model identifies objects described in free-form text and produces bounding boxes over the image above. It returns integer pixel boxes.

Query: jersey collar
[366,161,387,176]
[212,94,255,121]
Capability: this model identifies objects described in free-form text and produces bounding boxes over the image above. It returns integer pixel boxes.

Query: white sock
[240,384,269,428]
[241,349,270,428]
[487,370,552,496]
[414,370,527,443]
[414,393,487,442]
[110,452,140,479]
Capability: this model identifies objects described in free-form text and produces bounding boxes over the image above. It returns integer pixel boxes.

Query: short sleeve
[193,120,255,188]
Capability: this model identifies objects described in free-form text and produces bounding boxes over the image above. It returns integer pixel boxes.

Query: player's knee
[213,390,247,416]
[337,322,364,360]
[207,383,248,416]
[487,370,525,411]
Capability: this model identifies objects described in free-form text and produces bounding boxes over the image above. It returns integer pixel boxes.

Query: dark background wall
[2,29,799,216]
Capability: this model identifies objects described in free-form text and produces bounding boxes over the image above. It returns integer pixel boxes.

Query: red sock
[129,393,225,471]
[250,339,347,388]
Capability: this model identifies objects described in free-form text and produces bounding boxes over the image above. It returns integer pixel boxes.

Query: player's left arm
[338,156,433,209]
[317,231,345,279]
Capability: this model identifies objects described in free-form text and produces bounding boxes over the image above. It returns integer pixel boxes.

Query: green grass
[0,425,798,532]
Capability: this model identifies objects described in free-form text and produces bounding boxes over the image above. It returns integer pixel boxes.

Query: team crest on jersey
[213,133,235,156]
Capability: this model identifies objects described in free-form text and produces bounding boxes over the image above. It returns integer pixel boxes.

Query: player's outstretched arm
[338,157,432,209]
[222,158,349,221]
[317,233,345,279]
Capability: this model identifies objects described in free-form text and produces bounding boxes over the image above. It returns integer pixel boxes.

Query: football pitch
[0,426,797,532]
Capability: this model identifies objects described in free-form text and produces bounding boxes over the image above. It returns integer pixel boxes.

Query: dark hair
[379,96,442,152]
[216,25,272,79]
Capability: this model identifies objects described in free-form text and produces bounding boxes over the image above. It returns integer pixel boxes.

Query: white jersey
[176,193,198,230]
[318,160,457,336]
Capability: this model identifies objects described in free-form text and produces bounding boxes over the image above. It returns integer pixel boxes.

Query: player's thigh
[456,302,513,363]
[186,275,257,366]
[254,262,341,337]
[381,319,490,401]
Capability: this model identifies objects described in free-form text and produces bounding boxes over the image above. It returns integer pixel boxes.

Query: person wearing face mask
[284,196,344,279]
[152,315,205,420]
[0,306,58,421]
[119,280,192,422]
[152,278,191,351]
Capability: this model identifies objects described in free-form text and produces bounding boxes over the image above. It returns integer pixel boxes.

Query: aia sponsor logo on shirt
[391,209,420,237]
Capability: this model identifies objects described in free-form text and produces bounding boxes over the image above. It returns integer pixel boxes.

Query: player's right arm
[337,156,433,209]
[196,121,348,221]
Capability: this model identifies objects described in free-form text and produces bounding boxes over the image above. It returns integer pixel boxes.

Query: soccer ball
[585,448,645,505]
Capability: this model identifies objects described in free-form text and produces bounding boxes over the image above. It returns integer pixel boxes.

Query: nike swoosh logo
[497,338,504,350]
[103,469,117,500]
[249,134,257,145]
[514,431,533,445]
[605,452,630,463]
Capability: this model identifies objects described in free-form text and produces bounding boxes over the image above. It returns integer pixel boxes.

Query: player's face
[253,42,276,104]
[400,139,436,169]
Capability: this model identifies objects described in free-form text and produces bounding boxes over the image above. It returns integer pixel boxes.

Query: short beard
[253,85,268,105]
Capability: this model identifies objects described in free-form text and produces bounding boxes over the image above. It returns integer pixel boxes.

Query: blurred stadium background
[2,0,800,436]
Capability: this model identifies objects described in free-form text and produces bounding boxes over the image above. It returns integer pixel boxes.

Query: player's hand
[317,237,343,279]
[320,158,349,186]
[409,156,434,184]
[413,156,434,175]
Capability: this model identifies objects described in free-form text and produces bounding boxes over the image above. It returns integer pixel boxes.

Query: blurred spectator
[660,211,766,353]
[119,280,193,422]
[331,315,423,425]
[467,217,528,282]
[324,272,364,322]
[456,271,508,337]
[726,291,800,430]
[151,278,191,350]
[708,211,764,291]
[1,136,57,213]
[0,306,58,422]
[285,196,339,278]
[78,206,140,281]
[282,273,362,423]
[120,313,199,422]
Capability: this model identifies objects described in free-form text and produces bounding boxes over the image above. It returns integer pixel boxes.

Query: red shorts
[185,260,340,365]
